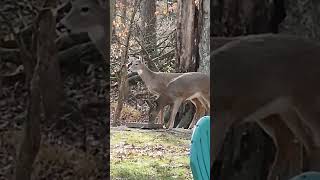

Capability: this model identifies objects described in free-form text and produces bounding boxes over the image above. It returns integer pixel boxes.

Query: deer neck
[138,65,156,89]
[88,25,107,59]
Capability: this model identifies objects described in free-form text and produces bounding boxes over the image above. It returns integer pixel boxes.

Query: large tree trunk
[211,0,284,36]
[279,0,320,40]
[198,0,210,75]
[38,8,63,123]
[16,2,59,178]
[176,0,196,72]
[140,0,157,70]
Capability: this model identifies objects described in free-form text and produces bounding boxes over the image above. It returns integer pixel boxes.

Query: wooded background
[110,0,210,129]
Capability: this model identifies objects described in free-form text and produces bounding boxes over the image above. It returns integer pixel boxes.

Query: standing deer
[148,72,210,129]
[128,58,209,128]
[59,0,107,58]
[211,34,320,179]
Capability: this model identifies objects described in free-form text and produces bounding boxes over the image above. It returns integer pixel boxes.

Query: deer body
[150,72,210,129]
[134,63,183,95]
[129,59,209,127]
[212,34,320,177]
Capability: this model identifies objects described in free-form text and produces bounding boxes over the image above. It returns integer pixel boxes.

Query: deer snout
[127,67,132,73]
[56,20,63,29]
[56,22,66,32]
[57,18,72,33]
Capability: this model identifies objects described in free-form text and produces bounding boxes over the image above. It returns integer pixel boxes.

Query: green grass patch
[111,128,193,180]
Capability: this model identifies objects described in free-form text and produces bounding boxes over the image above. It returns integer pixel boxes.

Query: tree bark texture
[37,8,63,123]
[140,0,157,70]
[198,0,210,75]
[176,0,196,72]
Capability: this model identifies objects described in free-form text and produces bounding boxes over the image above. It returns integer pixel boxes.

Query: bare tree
[113,0,140,126]
[15,0,62,179]
[140,0,157,70]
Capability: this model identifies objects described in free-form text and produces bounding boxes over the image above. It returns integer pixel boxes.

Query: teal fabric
[190,116,210,180]
[290,172,320,180]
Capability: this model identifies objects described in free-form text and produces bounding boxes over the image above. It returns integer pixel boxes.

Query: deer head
[60,0,106,34]
[127,56,145,73]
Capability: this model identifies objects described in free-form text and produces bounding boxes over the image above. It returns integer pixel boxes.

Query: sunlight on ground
[110,128,193,180]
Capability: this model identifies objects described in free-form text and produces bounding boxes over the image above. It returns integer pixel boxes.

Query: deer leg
[242,97,315,174]
[167,98,183,129]
[189,98,205,129]
[243,97,314,154]
[158,108,164,124]
[198,95,210,111]
[258,116,303,180]
[224,97,305,179]
[189,99,199,129]
[291,99,320,170]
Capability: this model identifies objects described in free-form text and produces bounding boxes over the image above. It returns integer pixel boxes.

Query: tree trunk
[140,0,157,70]
[198,0,210,74]
[211,0,280,36]
[113,0,140,126]
[38,4,63,123]
[279,0,320,40]
[15,3,59,178]
[15,56,41,180]
[176,0,196,72]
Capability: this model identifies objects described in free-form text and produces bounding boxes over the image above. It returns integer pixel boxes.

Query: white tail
[212,34,320,178]
[60,0,107,58]
[128,58,209,128]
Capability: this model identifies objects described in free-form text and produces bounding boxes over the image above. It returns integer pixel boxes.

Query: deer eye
[81,7,89,13]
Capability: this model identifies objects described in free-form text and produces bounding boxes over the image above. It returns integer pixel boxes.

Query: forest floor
[110,127,193,180]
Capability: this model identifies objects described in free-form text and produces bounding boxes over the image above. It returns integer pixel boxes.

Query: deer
[230,98,308,180]
[148,72,210,129]
[128,58,209,128]
[59,0,107,59]
[211,33,320,179]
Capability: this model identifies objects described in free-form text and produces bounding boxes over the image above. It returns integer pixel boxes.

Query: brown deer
[128,58,209,128]
[59,0,107,58]
[148,72,210,129]
[211,34,320,179]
